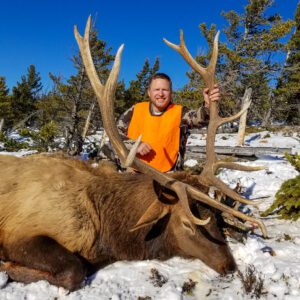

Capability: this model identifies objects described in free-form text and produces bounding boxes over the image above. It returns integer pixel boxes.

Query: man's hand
[203,84,221,108]
[137,142,152,156]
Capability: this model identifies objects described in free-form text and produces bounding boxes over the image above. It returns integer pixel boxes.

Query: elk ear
[129,200,170,232]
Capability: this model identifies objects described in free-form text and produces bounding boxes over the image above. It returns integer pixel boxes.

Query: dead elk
[0,154,235,290]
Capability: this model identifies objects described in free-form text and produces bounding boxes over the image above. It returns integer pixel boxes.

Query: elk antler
[164,30,265,207]
[74,16,267,237]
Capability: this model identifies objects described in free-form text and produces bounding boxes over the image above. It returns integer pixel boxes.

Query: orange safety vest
[127,102,182,172]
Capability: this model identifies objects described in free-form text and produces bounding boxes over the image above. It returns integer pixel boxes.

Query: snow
[188,130,300,154]
[0,130,300,299]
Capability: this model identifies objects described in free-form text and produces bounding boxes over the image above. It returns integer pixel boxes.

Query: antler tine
[163,30,219,89]
[172,181,210,226]
[74,16,104,98]
[187,185,267,237]
[218,99,252,127]
[207,31,220,81]
[214,161,264,174]
[163,31,208,85]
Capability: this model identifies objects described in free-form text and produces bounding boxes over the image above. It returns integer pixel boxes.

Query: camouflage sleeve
[181,105,210,128]
[117,105,135,140]
[116,105,136,150]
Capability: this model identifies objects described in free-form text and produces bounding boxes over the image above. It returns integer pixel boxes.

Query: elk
[0,17,266,291]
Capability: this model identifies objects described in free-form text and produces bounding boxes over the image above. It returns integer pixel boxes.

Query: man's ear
[147,88,151,98]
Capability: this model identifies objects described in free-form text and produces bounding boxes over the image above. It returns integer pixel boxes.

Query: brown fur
[0,154,236,290]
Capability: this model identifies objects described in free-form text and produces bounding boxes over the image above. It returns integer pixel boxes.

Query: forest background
[0,0,299,155]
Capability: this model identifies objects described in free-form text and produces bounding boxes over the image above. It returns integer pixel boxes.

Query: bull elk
[0,16,266,290]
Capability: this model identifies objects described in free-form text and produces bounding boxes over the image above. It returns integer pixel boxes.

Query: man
[117,73,220,172]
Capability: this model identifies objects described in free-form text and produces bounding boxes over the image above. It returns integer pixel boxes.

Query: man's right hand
[137,142,152,156]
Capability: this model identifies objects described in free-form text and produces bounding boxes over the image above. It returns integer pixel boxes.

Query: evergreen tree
[114,80,127,118]
[11,65,42,125]
[221,0,294,124]
[126,57,160,108]
[41,22,115,155]
[183,0,294,123]
[275,2,300,125]
[0,76,13,130]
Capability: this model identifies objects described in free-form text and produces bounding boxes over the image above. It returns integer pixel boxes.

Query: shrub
[262,153,300,220]
[285,153,300,172]
[19,128,32,137]
[29,121,59,151]
[238,265,265,298]
[3,138,30,152]
[0,132,5,142]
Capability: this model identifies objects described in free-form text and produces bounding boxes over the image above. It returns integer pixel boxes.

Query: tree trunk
[0,118,4,132]
[66,68,85,156]
[82,101,95,140]
[237,88,252,146]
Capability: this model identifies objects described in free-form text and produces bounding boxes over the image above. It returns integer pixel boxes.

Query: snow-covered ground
[0,130,300,299]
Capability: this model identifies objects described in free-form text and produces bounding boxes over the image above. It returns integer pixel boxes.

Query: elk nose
[219,259,237,275]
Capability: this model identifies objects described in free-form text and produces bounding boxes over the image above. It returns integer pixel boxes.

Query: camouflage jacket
[116,102,209,171]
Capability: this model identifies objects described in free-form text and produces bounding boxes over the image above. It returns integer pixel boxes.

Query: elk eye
[181,219,195,235]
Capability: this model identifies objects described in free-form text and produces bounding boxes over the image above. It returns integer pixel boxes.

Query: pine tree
[183,0,294,123]
[41,22,115,155]
[275,2,300,125]
[11,65,42,126]
[0,76,13,130]
[221,0,294,124]
[262,153,300,221]
[126,57,160,108]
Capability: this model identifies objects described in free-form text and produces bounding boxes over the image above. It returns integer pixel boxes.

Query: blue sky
[0,0,298,92]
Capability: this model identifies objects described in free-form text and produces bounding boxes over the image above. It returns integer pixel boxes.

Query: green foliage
[126,58,160,108]
[11,65,42,125]
[0,131,5,142]
[184,0,294,123]
[114,80,127,119]
[0,76,13,129]
[2,136,31,152]
[275,2,300,125]
[16,122,59,152]
[245,126,265,134]
[38,22,116,155]
[221,0,294,123]
[262,175,300,220]
[19,128,31,137]
[262,153,300,220]
[285,152,300,172]
[173,89,203,110]
[32,121,59,151]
